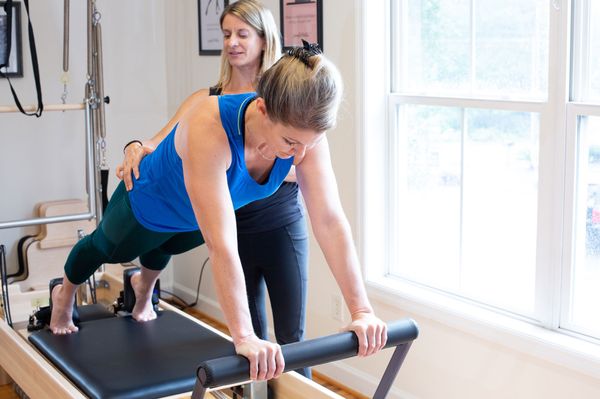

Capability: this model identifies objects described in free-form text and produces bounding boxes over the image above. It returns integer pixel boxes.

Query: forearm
[313,217,373,316]
[208,247,255,343]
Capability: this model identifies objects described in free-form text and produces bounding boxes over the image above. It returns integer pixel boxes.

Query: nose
[228,35,239,47]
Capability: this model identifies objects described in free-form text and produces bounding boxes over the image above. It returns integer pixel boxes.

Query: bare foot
[49,285,79,335]
[130,271,157,322]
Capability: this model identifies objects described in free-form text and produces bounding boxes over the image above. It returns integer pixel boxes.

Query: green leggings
[64,182,205,284]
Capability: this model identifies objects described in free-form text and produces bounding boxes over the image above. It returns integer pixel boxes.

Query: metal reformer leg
[239,381,268,399]
[192,381,268,399]
[372,342,413,399]
[191,379,207,399]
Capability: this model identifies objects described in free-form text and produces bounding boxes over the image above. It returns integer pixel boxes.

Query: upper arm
[296,137,345,224]
[176,100,237,253]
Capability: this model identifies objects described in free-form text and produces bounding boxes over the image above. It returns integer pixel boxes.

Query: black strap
[100,168,109,212]
[0,0,43,117]
[0,245,13,327]
[209,85,222,96]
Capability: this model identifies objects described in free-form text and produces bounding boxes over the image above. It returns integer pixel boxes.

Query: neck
[244,102,261,145]
[224,64,260,93]
[244,103,276,161]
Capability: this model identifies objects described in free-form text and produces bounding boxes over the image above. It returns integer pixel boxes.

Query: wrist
[350,308,374,320]
[232,331,256,346]
[123,139,143,153]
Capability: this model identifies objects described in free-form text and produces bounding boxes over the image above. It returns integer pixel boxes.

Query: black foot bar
[191,318,419,399]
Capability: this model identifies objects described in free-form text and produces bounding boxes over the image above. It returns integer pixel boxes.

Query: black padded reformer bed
[27,308,418,399]
[29,310,236,399]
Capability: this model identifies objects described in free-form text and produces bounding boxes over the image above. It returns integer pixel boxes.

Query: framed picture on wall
[0,1,23,77]
[280,0,323,51]
[198,0,229,55]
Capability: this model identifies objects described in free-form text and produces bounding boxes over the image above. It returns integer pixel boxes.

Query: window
[374,0,600,341]
[392,105,539,316]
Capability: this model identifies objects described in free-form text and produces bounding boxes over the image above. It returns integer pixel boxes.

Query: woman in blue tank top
[50,40,387,383]
[117,0,311,377]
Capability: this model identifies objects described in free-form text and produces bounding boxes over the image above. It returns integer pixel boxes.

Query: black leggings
[238,218,310,378]
[64,182,204,284]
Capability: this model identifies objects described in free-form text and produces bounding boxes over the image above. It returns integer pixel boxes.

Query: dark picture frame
[198,0,228,55]
[0,1,22,77]
[280,0,323,51]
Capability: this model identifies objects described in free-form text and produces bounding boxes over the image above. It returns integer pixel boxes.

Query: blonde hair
[215,0,281,91]
[256,51,343,132]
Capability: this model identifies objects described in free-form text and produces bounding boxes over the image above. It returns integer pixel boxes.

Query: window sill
[367,275,600,380]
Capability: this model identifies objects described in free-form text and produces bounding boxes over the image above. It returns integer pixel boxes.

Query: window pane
[474,0,548,98]
[571,115,600,337]
[572,1,600,103]
[592,3,600,102]
[461,109,538,314]
[394,105,462,291]
[403,0,471,94]
[398,0,548,100]
[392,105,539,316]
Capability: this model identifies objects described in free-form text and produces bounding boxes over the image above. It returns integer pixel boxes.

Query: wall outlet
[331,294,344,322]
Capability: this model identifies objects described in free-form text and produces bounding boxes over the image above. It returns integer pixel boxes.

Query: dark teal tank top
[128,92,294,232]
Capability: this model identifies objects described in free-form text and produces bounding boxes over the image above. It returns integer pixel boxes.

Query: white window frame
[561,103,600,338]
[357,0,600,378]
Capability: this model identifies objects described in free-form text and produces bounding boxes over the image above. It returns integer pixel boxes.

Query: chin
[227,57,246,65]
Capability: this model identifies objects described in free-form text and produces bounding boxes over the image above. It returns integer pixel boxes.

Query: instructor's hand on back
[116,141,155,191]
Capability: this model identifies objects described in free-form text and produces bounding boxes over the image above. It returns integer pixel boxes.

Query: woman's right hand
[116,142,154,191]
[235,334,285,381]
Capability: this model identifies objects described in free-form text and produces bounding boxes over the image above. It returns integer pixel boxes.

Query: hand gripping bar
[192,318,419,399]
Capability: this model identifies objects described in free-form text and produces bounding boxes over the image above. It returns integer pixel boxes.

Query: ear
[255,97,268,117]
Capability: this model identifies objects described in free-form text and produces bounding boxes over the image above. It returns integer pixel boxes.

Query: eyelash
[223,33,248,39]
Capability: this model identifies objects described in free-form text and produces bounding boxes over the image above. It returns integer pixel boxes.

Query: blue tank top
[128,92,294,232]
[208,87,305,234]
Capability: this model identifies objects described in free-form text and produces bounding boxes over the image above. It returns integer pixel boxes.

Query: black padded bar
[196,318,419,389]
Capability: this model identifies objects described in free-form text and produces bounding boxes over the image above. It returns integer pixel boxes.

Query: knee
[90,230,136,264]
[139,251,171,271]
[275,326,304,345]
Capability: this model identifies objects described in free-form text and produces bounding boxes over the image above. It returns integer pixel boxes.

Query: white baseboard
[315,361,418,399]
[171,281,224,322]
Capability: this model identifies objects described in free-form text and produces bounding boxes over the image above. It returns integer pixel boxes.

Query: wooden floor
[0,385,18,399]
[0,304,367,399]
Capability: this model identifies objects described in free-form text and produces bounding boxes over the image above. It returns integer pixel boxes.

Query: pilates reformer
[1,264,418,399]
[1,2,419,397]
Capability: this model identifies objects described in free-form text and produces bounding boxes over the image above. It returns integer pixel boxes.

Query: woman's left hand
[345,311,388,357]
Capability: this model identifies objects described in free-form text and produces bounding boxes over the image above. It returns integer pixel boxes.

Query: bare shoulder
[180,88,212,111]
[189,88,211,99]
[176,97,228,161]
